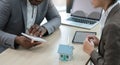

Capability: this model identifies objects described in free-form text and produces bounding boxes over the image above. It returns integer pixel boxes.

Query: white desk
[0,11,100,65]
[0,24,100,65]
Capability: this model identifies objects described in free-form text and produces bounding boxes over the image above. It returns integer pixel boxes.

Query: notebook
[72,31,96,44]
[62,0,102,29]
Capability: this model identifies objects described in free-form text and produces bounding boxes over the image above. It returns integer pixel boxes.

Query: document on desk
[21,33,47,42]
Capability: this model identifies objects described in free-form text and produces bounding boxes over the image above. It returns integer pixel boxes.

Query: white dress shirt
[99,2,119,37]
[26,0,38,33]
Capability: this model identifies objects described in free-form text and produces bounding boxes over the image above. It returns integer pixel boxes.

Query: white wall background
[52,0,66,6]
[52,0,66,11]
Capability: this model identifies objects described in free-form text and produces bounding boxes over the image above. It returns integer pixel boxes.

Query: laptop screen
[71,0,102,20]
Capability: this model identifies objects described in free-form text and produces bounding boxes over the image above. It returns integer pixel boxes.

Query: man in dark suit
[83,0,120,65]
[0,0,61,53]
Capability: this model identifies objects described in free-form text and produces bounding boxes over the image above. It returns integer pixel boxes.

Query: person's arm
[0,0,18,49]
[90,23,120,65]
[42,0,61,34]
[90,50,104,65]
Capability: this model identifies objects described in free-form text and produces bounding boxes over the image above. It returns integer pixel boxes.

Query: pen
[85,58,91,65]
[89,39,94,46]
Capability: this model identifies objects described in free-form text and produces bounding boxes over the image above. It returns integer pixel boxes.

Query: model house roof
[58,44,74,55]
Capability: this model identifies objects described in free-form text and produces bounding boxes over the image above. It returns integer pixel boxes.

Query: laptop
[62,0,102,29]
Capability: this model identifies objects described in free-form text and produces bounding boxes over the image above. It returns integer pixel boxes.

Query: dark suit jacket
[0,0,61,52]
[90,3,120,65]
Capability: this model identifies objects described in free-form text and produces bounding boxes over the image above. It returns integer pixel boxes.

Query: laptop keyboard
[67,17,96,25]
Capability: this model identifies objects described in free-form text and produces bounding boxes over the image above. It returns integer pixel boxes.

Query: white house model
[58,44,74,61]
